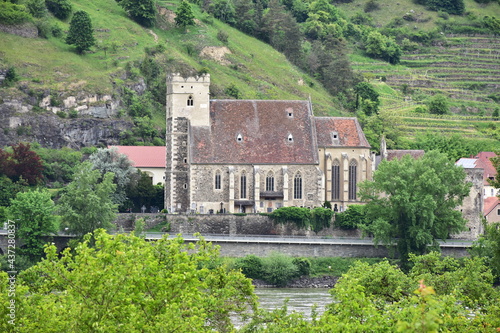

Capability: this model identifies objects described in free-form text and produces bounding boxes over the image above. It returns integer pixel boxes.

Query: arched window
[240,172,247,198]
[266,172,274,192]
[187,95,194,106]
[294,172,302,200]
[348,160,357,200]
[214,170,221,190]
[332,159,340,200]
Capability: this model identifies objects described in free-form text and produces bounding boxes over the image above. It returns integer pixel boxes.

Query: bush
[217,30,229,43]
[234,255,264,280]
[0,2,31,25]
[334,204,366,229]
[293,257,311,277]
[262,252,299,287]
[46,0,72,20]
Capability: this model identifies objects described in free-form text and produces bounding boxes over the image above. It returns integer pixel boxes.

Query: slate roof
[314,117,371,148]
[190,100,319,164]
[484,196,500,216]
[456,152,498,186]
[109,146,166,168]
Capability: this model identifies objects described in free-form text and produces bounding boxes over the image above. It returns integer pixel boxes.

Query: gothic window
[187,95,194,106]
[348,159,357,200]
[266,172,274,192]
[287,134,293,142]
[294,172,302,200]
[237,134,243,142]
[215,170,221,190]
[240,172,247,198]
[332,159,340,200]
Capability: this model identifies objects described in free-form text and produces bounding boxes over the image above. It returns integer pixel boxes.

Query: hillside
[0,0,499,150]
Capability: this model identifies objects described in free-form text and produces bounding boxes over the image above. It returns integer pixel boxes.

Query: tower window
[187,95,194,106]
[237,134,243,142]
[215,170,221,190]
[287,134,293,142]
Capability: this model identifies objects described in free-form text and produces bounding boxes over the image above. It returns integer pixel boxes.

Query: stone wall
[114,213,362,238]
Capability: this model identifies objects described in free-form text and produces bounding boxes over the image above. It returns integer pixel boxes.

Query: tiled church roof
[190,100,319,164]
[314,117,371,148]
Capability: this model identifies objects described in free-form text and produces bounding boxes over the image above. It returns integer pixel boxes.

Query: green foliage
[262,251,299,286]
[34,146,82,184]
[271,206,333,233]
[125,170,164,212]
[359,151,471,269]
[414,0,465,15]
[13,230,256,332]
[334,204,366,229]
[26,0,46,18]
[292,257,311,276]
[8,189,57,260]
[427,93,449,115]
[470,222,500,283]
[363,30,401,64]
[175,0,195,28]
[46,0,72,20]
[0,2,31,25]
[88,147,136,206]
[411,132,484,161]
[57,162,117,237]
[0,176,28,207]
[117,0,156,27]
[354,81,380,115]
[65,10,95,54]
[224,83,242,99]
[2,66,19,87]
[234,254,264,280]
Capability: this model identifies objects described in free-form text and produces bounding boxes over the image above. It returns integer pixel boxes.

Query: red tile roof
[314,117,371,148]
[109,146,166,168]
[474,152,498,186]
[190,100,319,164]
[484,196,500,216]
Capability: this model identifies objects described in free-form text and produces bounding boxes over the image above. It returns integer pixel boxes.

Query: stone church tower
[165,74,210,213]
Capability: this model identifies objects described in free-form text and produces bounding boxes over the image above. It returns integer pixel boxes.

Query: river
[254,288,333,318]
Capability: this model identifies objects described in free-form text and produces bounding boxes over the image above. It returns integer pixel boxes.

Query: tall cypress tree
[66,10,95,54]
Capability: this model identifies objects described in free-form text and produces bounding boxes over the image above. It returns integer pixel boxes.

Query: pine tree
[175,0,195,29]
[65,10,95,54]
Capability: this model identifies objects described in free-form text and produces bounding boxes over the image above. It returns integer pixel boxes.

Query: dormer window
[237,134,243,142]
[287,134,293,142]
[187,95,194,106]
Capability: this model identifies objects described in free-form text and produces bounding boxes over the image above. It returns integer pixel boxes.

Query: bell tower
[165,74,210,213]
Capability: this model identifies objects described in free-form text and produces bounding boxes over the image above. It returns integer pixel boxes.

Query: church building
[165,74,373,214]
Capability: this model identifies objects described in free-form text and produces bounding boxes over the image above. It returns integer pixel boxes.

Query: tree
[0,143,44,186]
[175,0,195,28]
[57,162,117,237]
[427,93,449,115]
[116,0,156,27]
[88,147,136,206]
[358,151,471,269]
[13,230,256,332]
[65,10,95,54]
[45,0,72,20]
[354,82,380,115]
[8,189,57,260]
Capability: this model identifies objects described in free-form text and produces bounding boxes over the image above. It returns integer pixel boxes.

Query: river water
[254,288,333,318]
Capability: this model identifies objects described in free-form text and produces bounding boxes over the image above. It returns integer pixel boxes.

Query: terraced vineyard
[352,34,500,146]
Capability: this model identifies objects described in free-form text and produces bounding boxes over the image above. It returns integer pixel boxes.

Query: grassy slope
[0,0,338,115]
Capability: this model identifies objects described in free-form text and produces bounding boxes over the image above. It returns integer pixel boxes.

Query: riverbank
[252,275,338,288]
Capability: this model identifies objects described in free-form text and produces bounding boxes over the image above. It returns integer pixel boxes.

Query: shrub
[0,2,31,25]
[56,111,67,118]
[262,252,298,287]
[334,204,366,229]
[3,66,20,87]
[293,257,311,277]
[234,255,264,280]
[46,0,72,20]
[217,30,229,43]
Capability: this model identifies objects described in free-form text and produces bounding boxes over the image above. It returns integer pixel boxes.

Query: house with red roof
[165,74,373,214]
[110,145,166,185]
[484,197,500,224]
